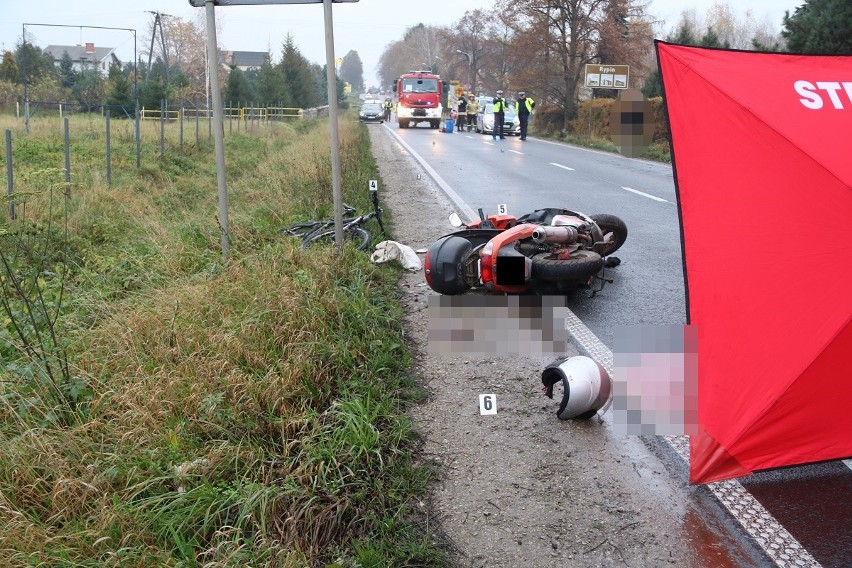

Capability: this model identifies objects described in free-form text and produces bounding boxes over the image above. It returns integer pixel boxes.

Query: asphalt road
[383,122,852,567]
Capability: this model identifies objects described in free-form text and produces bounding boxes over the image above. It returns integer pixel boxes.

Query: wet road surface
[383,123,852,567]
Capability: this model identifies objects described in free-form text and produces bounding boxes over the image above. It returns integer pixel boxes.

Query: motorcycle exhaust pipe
[532,225,579,245]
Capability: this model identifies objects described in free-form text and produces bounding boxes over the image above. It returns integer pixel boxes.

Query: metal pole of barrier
[180,103,184,149]
[106,113,112,187]
[160,99,165,158]
[23,24,29,135]
[5,130,14,220]
[64,117,71,198]
[196,101,200,147]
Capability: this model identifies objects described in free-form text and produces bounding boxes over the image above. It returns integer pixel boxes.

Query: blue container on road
[445,119,454,133]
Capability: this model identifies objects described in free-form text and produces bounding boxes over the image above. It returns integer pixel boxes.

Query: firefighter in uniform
[465,93,479,131]
[456,93,468,131]
[492,90,507,140]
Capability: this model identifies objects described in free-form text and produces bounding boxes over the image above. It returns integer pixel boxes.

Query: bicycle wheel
[301,226,371,251]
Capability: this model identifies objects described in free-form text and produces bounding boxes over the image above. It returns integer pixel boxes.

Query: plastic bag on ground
[370,240,422,271]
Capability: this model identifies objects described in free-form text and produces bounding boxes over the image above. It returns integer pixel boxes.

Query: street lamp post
[457,49,473,89]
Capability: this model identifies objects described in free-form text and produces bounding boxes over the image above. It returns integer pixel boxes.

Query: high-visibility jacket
[493,97,507,113]
[515,97,535,114]
[466,100,479,115]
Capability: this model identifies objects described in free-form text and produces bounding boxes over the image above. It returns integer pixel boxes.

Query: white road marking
[484,141,495,146]
[550,162,575,171]
[508,150,524,155]
[843,459,852,471]
[621,186,669,203]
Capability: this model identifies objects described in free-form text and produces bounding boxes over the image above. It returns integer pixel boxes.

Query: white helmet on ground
[541,356,612,420]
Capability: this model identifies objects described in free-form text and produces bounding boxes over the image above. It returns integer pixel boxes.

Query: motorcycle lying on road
[424,207,627,295]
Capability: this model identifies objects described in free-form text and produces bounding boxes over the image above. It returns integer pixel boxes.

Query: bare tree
[500,0,652,130]
[445,10,492,92]
[142,12,219,104]
[376,24,445,88]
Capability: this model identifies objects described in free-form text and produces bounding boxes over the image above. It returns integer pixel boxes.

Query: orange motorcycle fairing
[480,223,537,294]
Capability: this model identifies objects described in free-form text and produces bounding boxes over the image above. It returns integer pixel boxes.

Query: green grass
[0,113,447,567]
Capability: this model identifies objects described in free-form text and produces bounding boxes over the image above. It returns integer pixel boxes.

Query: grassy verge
[0,114,446,567]
[533,130,672,162]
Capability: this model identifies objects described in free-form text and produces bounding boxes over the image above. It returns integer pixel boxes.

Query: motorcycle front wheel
[589,214,628,257]
[531,250,604,281]
[301,227,371,251]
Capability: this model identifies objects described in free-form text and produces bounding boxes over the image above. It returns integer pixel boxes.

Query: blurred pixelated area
[612,324,698,435]
[610,88,655,158]
[428,295,571,355]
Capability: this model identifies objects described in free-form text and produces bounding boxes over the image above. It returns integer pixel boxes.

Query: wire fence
[1,100,331,221]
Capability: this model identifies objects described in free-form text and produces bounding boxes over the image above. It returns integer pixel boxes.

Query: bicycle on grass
[281,203,357,241]
[283,188,385,251]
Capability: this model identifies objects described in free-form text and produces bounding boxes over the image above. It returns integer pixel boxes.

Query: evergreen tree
[641,68,662,98]
[59,51,77,89]
[699,27,730,49]
[314,64,346,107]
[280,35,319,109]
[139,58,168,110]
[14,42,57,84]
[105,57,134,117]
[782,0,852,54]
[642,22,701,98]
[225,67,253,105]
[256,55,289,106]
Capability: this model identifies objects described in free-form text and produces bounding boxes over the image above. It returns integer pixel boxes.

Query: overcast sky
[0,0,802,88]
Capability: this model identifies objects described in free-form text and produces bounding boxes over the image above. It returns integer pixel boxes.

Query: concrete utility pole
[145,11,172,86]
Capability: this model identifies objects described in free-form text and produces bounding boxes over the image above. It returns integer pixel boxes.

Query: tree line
[0,14,345,116]
[375,0,851,133]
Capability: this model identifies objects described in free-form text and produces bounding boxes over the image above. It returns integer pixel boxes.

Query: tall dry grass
[0,112,444,567]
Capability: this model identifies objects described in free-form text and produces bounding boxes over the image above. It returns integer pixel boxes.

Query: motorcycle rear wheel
[301,227,371,251]
[589,214,628,257]
[531,250,604,281]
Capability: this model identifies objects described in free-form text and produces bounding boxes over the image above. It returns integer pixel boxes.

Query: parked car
[476,102,521,136]
[359,102,384,123]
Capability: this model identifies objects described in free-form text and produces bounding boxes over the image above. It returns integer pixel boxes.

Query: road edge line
[382,123,821,568]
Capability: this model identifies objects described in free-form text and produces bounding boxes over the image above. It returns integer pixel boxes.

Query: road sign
[190,0,357,5]
[584,64,629,89]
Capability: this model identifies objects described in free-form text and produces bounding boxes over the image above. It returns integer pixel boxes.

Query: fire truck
[393,70,446,129]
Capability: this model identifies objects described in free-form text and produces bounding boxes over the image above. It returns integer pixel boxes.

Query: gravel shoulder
[367,124,760,568]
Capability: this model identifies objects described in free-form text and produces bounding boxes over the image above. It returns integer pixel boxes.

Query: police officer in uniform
[515,91,535,140]
[492,90,507,140]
